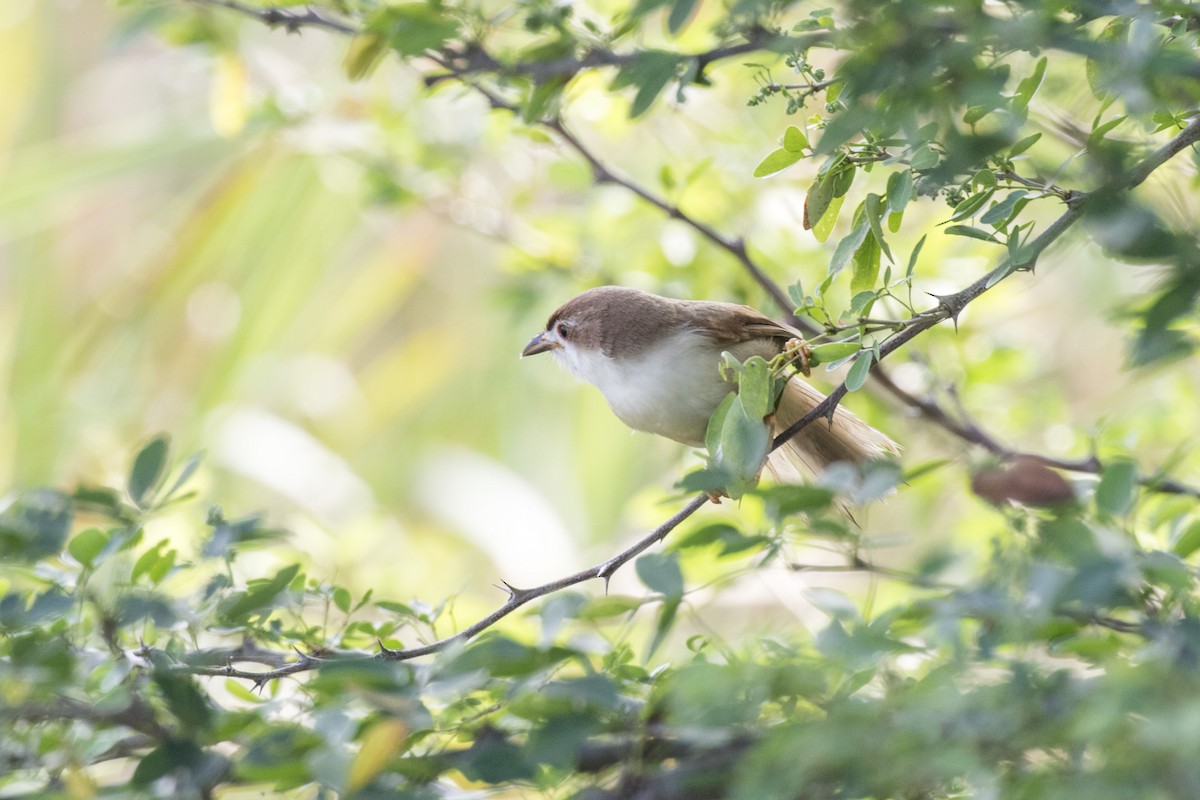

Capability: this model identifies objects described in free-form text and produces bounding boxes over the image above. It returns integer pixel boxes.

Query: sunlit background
[3,0,1197,640]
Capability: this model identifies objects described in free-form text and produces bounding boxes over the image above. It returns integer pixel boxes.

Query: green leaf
[667,0,699,33]
[811,193,845,243]
[523,75,568,123]
[756,485,836,517]
[705,391,736,457]
[333,586,353,614]
[737,356,774,419]
[829,220,869,278]
[441,636,572,679]
[621,50,680,118]
[459,736,535,783]
[808,342,861,366]
[68,528,109,569]
[225,678,266,704]
[974,169,998,187]
[787,280,805,308]
[219,563,301,622]
[673,523,766,555]
[850,289,876,314]
[909,145,938,170]
[132,541,168,582]
[783,125,808,153]
[804,587,860,621]
[844,351,874,392]
[161,452,203,504]
[1088,115,1128,146]
[153,669,214,732]
[1172,520,1200,559]
[902,459,950,483]
[948,189,995,222]
[1009,132,1041,157]
[0,490,73,562]
[850,226,882,295]
[713,395,771,491]
[129,434,170,509]
[830,162,856,198]
[804,170,834,229]
[349,719,408,792]
[1096,459,1138,516]
[907,234,927,277]
[945,225,1000,243]
[342,33,388,80]
[753,147,804,178]
[863,193,893,262]
[1013,56,1047,112]
[132,741,207,786]
[980,190,1028,229]
[886,170,912,213]
[581,594,645,620]
[372,4,460,57]
[647,597,680,659]
[636,552,684,600]
[1086,18,1129,98]
[148,547,176,584]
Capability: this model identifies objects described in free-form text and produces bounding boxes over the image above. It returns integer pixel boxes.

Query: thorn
[377,638,398,658]
[924,292,963,330]
[291,645,313,664]
[497,580,534,603]
[822,403,838,427]
[253,678,269,694]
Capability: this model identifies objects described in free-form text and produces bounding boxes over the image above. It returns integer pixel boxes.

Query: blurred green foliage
[1,0,1199,797]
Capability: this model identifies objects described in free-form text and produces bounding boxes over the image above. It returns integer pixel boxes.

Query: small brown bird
[522,286,896,479]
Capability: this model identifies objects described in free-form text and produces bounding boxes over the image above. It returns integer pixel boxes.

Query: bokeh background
[3,0,1197,637]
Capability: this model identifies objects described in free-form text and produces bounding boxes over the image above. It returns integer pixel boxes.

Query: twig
[185,0,357,35]
[993,170,1073,199]
[184,494,711,684]
[430,30,812,84]
[788,560,955,590]
[870,370,1200,498]
[3,696,172,740]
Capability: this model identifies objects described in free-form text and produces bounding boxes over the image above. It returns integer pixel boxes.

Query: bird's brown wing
[687,302,804,345]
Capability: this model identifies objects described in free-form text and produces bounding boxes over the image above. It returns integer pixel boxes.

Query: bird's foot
[783,337,812,376]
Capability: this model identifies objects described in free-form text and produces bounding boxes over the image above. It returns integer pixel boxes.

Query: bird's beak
[521,331,557,357]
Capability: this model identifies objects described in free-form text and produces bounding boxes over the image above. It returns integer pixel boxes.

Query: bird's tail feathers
[765,377,898,483]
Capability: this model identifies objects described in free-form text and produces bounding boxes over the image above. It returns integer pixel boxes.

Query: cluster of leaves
[4,436,1200,798]
[155,0,1200,360]
[749,0,1200,362]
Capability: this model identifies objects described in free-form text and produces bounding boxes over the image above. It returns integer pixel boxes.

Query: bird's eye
[555,322,570,340]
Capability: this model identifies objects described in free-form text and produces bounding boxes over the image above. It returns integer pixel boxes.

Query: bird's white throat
[552,330,736,448]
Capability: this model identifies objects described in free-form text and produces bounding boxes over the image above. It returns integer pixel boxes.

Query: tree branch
[185,0,357,35]
[4,696,172,741]
[181,494,712,684]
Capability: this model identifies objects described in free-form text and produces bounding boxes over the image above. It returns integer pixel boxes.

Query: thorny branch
[166,3,1200,685]
[185,0,356,34]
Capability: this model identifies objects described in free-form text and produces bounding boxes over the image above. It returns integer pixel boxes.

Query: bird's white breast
[553,331,735,447]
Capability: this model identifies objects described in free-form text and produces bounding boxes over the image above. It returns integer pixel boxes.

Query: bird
[521,286,896,481]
